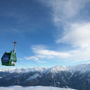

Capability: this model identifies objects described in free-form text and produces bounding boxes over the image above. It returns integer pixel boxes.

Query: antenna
[13,41,16,53]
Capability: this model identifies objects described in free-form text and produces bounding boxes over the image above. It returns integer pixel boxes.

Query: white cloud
[41,0,88,25]
[52,0,83,22]
[24,56,39,61]
[57,22,90,48]
[24,41,90,63]
[27,22,90,63]
[40,0,90,63]
[68,48,90,62]
[24,0,90,63]
[24,45,71,61]
[32,46,70,58]
[55,22,90,62]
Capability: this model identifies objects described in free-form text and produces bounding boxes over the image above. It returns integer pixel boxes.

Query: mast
[13,41,16,53]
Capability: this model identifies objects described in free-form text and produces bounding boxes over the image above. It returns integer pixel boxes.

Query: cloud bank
[57,22,90,48]
[24,45,71,61]
[38,0,90,63]
[23,0,90,64]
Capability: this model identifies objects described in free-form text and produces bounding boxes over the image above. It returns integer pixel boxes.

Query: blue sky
[0,0,90,68]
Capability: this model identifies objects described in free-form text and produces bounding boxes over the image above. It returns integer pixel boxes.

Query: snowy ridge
[69,63,90,73]
[0,63,90,73]
[0,67,46,73]
[46,66,68,74]
[0,66,68,74]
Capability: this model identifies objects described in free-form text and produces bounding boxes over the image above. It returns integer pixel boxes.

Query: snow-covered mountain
[1,63,90,73]
[69,63,90,73]
[0,67,46,73]
[0,63,90,90]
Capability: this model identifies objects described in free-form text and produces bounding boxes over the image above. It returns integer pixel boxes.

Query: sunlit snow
[0,86,76,90]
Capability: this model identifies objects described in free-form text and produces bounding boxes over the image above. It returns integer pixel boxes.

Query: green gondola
[1,42,17,66]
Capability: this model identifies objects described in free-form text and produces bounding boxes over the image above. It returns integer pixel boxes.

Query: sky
[0,0,90,68]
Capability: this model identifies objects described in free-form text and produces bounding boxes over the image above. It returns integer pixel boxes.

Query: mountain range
[0,63,90,90]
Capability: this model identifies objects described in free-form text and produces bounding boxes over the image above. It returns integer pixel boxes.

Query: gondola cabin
[1,42,17,66]
[1,51,17,66]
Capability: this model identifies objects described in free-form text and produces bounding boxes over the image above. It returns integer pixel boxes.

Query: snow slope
[0,86,76,90]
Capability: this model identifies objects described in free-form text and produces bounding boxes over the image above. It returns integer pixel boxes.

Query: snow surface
[26,73,40,80]
[0,86,76,90]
